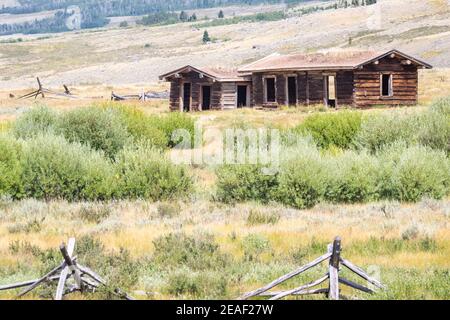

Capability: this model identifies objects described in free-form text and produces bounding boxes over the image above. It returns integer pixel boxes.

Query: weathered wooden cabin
[159,66,252,111]
[159,50,432,111]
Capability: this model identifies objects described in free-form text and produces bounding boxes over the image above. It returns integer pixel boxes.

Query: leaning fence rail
[238,237,386,300]
[0,237,134,300]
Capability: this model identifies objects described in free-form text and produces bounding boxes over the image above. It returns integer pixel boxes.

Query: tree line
[0,0,377,35]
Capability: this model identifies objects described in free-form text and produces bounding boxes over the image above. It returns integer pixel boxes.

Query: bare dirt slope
[0,0,449,89]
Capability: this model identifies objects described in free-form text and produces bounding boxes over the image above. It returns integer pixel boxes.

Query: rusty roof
[159,50,432,81]
[238,50,432,73]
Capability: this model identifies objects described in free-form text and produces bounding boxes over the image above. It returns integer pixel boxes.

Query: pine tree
[179,11,188,22]
[202,30,211,43]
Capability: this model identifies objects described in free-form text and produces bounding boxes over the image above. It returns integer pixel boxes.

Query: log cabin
[159,50,432,111]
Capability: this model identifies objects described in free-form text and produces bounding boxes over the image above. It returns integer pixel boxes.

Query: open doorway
[264,77,276,104]
[324,75,336,108]
[381,73,393,97]
[201,85,211,110]
[237,85,248,108]
[182,83,191,112]
[287,76,297,106]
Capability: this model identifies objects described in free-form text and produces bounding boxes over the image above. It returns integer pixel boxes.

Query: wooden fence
[239,237,386,300]
[0,238,134,300]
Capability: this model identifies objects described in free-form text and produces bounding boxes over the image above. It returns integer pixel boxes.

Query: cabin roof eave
[355,49,433,69]
[159,65,218,81]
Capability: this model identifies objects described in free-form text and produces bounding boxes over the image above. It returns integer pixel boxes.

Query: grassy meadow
[0,88,449,299]
[0,199,448,300]
[0,0,449,301]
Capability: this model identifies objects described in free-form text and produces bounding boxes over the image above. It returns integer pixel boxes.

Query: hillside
[0,0,449,90]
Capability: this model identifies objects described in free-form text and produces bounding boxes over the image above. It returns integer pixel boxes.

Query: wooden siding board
[252,73,264,106]
[276,74,286,105]
[336,71,354,105]
[169,79,181,111]
[222,82,236,109]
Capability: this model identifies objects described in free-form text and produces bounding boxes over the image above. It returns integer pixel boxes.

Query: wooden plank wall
[276,74,286,105]
[307,71,325,104]
[252,73,264,106]
[297,73,308,103]
[167,71,222,111]
[169,79,181,111]
[254,71,326,107]
[211,82,222,110]
[336,71,354,106]
[296,71,325,105]
[354,57,418,107]
[222,83,237,109]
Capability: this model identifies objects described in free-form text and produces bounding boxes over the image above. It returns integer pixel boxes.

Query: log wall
[253,71,326,106]
[354,56,418,107]
[167,56,420,111]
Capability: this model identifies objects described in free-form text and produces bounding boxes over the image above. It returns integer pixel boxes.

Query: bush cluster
[216,142,450,209]
[355,100,450,153]
[294,111,363,149]
[152,233,229,271]
[0,105,195,201]
[294,99,449,154]
[13,104,196,155]
[115,144,192,200]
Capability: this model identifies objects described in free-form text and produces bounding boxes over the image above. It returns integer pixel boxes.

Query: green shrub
[241,234,271,262]
[113,105,168,149]
[152,233,229,271]
[324,151,381,203]
[295,111,362,149]
[382,145,450,202]
[155,112,195,148]
[430,96,450,117]
[215,165,278,204]
[0,135,23,198]
[57,107,130,158]
[13,105,57,138]
[355,108,450,153]
[417,106,450,153]
[276,146,326,209]
[20,134,115,201]
[115,144,192,200]
[165,269,228,298]
[354,112,418,152]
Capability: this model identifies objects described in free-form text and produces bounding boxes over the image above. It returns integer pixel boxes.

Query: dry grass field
[0,199,448,300]
[0,0,449,301]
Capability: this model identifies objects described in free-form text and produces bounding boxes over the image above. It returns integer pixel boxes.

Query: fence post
[328,236,341,300]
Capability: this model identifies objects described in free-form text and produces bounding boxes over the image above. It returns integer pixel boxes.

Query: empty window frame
[381,73,393,97]
[264,77,276,103]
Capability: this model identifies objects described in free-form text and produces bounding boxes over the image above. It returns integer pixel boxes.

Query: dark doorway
[265,78,276,103]
[183,83,191,112]
[381,74,393,97]
[237,85,247,108]
[202,85,211,110]
[287,76,297,106]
